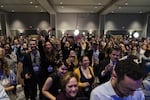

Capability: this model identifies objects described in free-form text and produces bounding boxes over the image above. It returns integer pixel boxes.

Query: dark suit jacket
[21,53,35,79]
[98,58,112,84]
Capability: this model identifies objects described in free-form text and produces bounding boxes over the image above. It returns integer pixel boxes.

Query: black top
[38,40,56,83]
[85,49,93,66]
[79,67,94,97]
[48,72,62,96]
[56,91,88,100]
[56,92,76,100]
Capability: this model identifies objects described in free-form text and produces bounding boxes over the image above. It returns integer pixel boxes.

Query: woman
[74,56,95,98]
[4,43,17,73]
[56,72,79,100]
[62,41,72,61]
[0,47,17,100]
[66,50,78,71]
[38,37,58,81]
[42,60,68,100]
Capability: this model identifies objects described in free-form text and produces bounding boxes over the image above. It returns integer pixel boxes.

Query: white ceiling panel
[52,0,111,5]
[2,5,45,12]
[0,0,150,14]
[56,6,103,13]
[115,6,150,13]
[127,0,150,5]
[0,0,39,4]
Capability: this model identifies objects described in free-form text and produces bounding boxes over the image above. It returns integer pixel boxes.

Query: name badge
[33,65,39,72]
[48,65,53,72]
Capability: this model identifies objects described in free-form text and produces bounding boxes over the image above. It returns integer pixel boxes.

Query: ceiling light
[125,2,128,6]
[35,6,38,8]
[133,31,139,38]
[111,11,114,13]
[11,10,15,12]
[62,31,65,35]
[139,11,142,13]
[98,3,102,5]
[30,2,33,4]
[40,10,43,12]
[61,6,64,8]
[60,2,63,4]
[74,29,79,36]
[94,6,98,9]
[1,5,4,8]
[82,32,86,35]
[118,6,121,9]
[89,30,92,34]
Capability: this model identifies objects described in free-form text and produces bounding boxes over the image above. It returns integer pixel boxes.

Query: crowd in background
[0,31,150,100]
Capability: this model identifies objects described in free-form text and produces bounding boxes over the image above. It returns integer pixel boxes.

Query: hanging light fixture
[74,14,79,36]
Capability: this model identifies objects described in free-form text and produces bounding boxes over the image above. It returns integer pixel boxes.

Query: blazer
[21,51,41,79]
[98,58,112,84]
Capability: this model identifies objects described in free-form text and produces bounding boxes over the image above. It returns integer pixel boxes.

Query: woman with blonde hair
[56,72,79,100]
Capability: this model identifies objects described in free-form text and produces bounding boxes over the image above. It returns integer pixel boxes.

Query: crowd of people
[0,32,149,100]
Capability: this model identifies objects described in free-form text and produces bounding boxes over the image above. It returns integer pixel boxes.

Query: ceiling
[0,0,150,14]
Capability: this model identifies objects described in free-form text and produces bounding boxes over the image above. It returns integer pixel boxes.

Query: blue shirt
[90,80,145,100]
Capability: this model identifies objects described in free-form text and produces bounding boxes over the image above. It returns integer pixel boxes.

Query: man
[90,58,146,100]
[21,38,42,100]
[98,47,121,84]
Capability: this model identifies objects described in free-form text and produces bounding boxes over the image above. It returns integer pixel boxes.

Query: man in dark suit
[21,38,42,100]
[98,47,121,84]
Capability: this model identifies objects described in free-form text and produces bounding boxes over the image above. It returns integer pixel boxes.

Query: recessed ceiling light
[35,5,38,8]
[11,10,15,12]
[111,11,114,13]
[139,11,142,13]
[118,6,121,9]
[98,2,102,5]
[1,5,4,8]
[30,1,33,4]
[94,6,98,9]
[125,2,128,5]
[60,2,63,4]
[61,6,64,8]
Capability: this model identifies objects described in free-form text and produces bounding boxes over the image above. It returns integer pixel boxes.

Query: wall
[147,14,150,37]
[56,13,99,37]
[6,12,50,37]
[1,12,149,38]
[101,13,147,38]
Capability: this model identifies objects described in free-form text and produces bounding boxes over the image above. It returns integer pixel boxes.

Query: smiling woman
[42,60,68,100]
[56,72,79,100]
[56,72,87,100]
